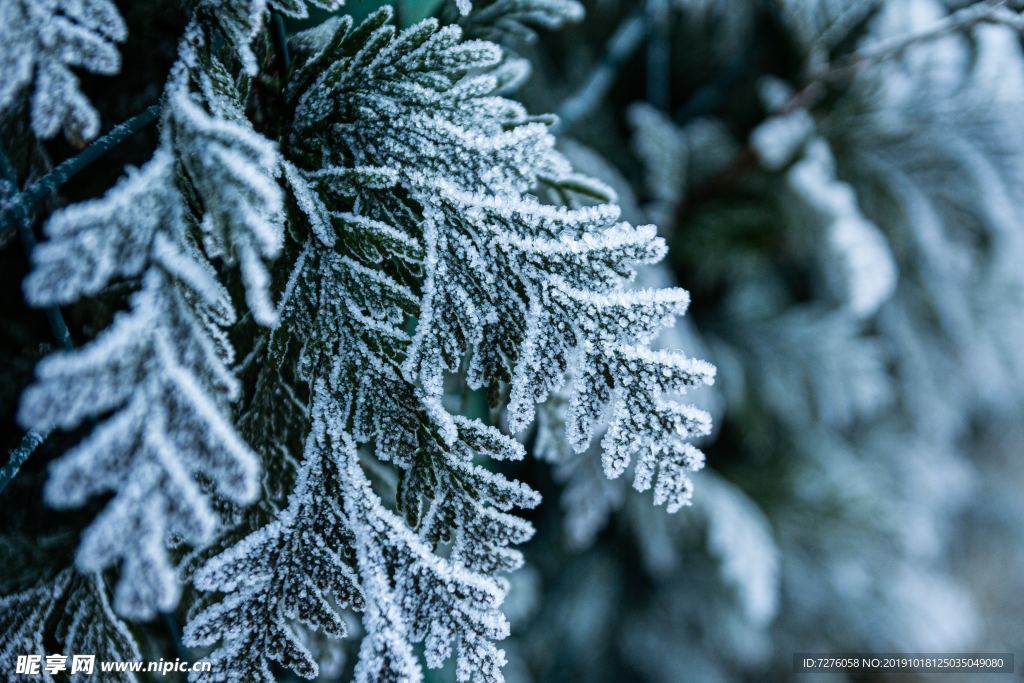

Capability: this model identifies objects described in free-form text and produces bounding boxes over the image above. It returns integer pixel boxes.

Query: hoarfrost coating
[5,2,708,682]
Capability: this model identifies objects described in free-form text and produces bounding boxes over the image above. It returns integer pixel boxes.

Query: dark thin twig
[7,198,75,351]
[0,429,49,495]
[646,0,671,111]
[555,8,647,133]
[0,147,61,493]
[0,104,161,241]
[270,11,291,76]
[0,146,76,348]
[0,141,76,496]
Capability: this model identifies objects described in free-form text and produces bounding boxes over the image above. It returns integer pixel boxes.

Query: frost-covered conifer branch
[0,569,142,682]
[1,148,72,496]
[453,0,584,42]
[184,7,712,682]
[0,0,127,143]
[11,2,713,680]
[184,384,362,682]
[15,3,310,619]
[282,6,713,508]
[0,430,46,496]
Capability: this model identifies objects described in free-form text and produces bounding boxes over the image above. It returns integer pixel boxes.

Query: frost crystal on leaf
[345,436,514,683]
[197,0,343,75]
[285,7,713,509]
[170,88,286,326]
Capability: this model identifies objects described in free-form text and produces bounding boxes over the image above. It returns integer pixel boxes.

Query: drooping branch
[675,1,1024,229]
[807,0,1024,83]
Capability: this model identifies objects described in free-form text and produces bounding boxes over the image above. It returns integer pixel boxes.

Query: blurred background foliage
[498,1,1024,681]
